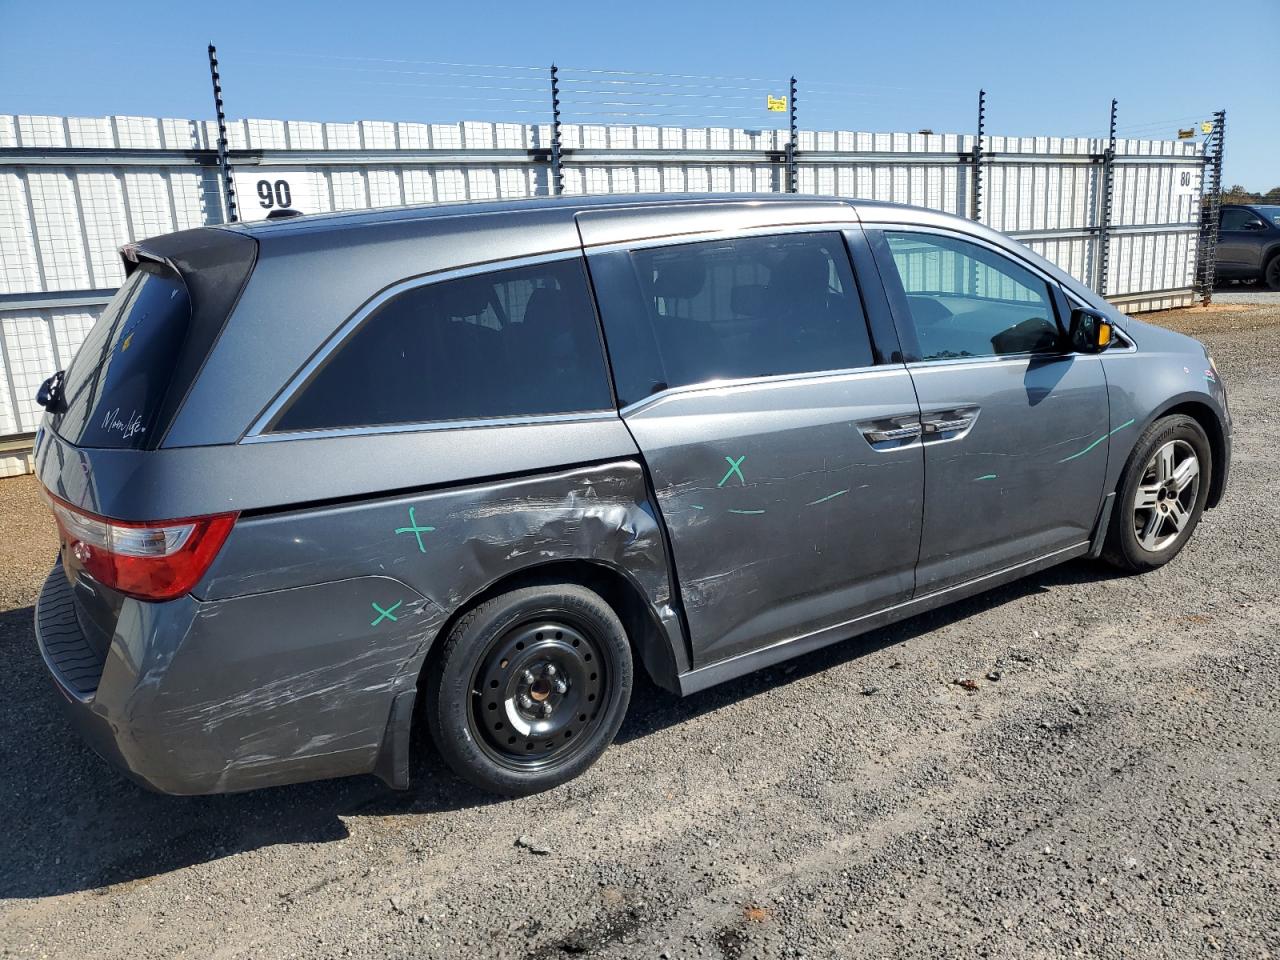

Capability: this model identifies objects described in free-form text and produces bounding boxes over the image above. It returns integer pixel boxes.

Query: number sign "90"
[257,179,293,209]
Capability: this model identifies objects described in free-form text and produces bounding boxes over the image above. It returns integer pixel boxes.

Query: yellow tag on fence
[766,95,787,112]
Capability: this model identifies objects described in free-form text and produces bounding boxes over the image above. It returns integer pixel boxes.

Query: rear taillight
[44,492,237,601]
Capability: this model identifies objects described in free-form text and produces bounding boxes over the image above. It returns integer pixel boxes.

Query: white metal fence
[0,111,1207,466]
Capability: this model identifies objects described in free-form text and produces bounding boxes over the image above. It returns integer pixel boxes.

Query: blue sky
[1,0,1274,187]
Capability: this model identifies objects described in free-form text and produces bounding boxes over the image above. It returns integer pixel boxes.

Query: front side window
[590,232,874,406]
[881,231,1061,360]
[1220,207,1265,231]
[271,258,612,432]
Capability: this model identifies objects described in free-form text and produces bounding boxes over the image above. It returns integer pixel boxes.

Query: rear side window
[590,232,874,406]
[270,258,612,433]
[54,264,192,449]
[881,231,1060,360]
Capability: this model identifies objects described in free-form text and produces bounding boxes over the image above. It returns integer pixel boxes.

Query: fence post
[206,43,237,223]
[1195,109,1226,305]
[549,64,564,197]
[786,76,798,193]
[1096,98,1118,296]
[969,89,985,221]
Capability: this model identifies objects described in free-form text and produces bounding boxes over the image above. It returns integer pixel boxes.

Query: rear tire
[1102,414,1211,572]
[424,583,632,796]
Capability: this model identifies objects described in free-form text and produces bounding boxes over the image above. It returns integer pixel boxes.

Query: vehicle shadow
[0,558,1113,899]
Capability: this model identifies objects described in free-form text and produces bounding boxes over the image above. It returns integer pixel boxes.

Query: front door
[1215,207,1266,278]
[585,228,924,666]
[868,227,1111,595]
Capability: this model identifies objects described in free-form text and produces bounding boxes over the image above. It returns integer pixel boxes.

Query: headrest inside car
[652,258,707,300]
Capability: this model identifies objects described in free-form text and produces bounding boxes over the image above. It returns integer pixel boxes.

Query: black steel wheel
[470,618,608,770]
[425,582,632,796]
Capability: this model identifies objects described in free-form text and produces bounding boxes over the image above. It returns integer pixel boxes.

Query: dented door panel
[623,369,924,667]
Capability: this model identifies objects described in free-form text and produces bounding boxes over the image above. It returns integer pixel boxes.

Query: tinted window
[882,231,1060,360]
[1220,208,1260,231]
[271,258,612,432]
[54,264,192,450]
[591,232,873,405]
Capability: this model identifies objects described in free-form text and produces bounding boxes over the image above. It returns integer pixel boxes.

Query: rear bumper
[34,565,438,794]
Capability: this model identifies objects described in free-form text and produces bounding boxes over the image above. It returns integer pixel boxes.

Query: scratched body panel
[907,353,1111,593]
[200,460,672,611]
[55,577,438,794]
[41,460,676,794]
[200,456,682,697]
[623,368,924,666]
[1096,316,1232,503]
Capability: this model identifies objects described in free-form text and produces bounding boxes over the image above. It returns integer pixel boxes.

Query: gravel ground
[1212,288,1280,307]
[1,302,1277,960]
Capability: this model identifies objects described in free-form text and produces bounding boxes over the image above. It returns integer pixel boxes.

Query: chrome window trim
[584,219,863,258]
[903,351,1104,373]
[242,409,619,445]
[244,250,599,440]
[619,362,903,417]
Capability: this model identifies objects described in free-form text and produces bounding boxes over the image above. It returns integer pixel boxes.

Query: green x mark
[717,455,747,488]
[370,600,402,626]
[395,505,436,553]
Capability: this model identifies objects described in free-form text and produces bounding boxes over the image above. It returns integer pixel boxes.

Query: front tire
[1102,414,1211,572]
[425,582,633,796]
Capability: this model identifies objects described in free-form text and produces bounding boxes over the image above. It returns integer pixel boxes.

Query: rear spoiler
[119,241,180,279]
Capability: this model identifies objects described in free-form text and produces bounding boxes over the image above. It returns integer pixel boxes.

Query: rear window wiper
[36,370,67,413]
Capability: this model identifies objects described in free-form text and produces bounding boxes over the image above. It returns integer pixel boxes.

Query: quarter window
[881,231,1061,360]
[270,258,613,432]
[590,232,874,406]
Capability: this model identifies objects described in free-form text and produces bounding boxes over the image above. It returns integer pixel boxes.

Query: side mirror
[1243,220,1266,231]
[1067,308,1114,354]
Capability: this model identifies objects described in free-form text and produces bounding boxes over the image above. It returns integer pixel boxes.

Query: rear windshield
[54,264,192,450]
[49,228,257,450]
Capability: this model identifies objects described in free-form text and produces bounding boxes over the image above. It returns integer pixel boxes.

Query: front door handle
[920,406,981,438]
[922,416,974,433]
[863,423,923,443]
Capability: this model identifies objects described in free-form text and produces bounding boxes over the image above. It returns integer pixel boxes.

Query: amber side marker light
[1098,322,1113,348]
[41,490,238,601]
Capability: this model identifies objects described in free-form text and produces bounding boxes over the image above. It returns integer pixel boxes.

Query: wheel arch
[417,558,683,697]
[1263,244,1280,283]
[1134,398,1228,509]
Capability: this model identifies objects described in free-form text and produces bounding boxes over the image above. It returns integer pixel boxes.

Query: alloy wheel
[1131,438,1200,552]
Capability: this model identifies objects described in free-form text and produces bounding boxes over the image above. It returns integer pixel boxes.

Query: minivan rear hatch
[36,228,255,680]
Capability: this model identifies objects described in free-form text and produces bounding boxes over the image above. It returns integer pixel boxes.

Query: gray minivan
[33,194,1231,796]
